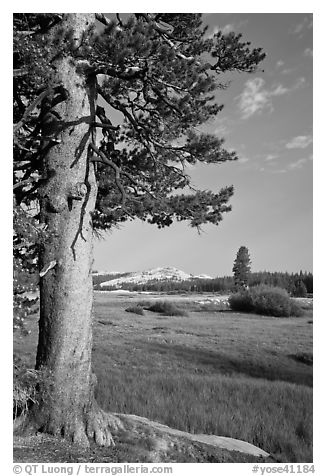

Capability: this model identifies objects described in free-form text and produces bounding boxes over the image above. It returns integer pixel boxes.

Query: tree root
[83,403,124,447]
[14,402,124,449]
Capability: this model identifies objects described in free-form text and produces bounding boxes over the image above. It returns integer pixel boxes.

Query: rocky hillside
[95,267,213,289]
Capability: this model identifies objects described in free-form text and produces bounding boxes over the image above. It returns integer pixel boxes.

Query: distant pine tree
[232,246,251,290]
[293,280,308,297]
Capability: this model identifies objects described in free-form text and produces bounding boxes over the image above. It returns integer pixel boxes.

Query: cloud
[237,78,286,119]
[291,15,313,37]
[271,84,290,96]
[237,77,306,119]
[276,60,285,69]
[265,154,279,162]
[237,156,250,164]
[286,135,313,149]
[294,77,306,88]
[271,169,287,174]
[208,19,248,38]
[220,24,235,34]
[237,78,271,118]
[209,24,235,37]
[280,67,295,75]
[288,158,309,170]
[304,48,313,57]
[214,117,232,136]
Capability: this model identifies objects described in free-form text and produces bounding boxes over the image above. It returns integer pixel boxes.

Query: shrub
[13,358,55,422]
[228,285,304,317]
[125,305,144,315]
[289,299,305,317]
[13,356,40,419]
[228,291,254,313]
[147,301,188,316]
[291,352,313,366]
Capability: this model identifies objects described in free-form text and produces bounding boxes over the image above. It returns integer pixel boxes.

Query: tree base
[14,401,124,449]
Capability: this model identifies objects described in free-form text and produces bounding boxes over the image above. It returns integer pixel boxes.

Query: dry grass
[14,292,313,462]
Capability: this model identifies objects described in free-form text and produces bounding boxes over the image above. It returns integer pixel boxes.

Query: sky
[94,12,313,277]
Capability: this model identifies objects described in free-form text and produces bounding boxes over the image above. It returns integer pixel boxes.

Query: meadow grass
[14,292,313,462]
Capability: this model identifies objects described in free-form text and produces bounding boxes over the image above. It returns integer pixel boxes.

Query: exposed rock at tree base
[14,413,270,463]
[118,413,270,458]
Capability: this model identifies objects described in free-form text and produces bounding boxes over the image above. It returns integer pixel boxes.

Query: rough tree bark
[16,14,121,447]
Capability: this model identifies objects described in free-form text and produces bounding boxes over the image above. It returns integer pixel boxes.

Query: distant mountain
[92,270,124,276]
[97,266,213,288]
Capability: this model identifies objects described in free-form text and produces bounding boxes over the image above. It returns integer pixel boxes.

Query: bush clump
[291,352,313,366]
[13,357,55,422]
[125,305,144,315]
[147,301,188,316]
[228,285,304,317]
[13,356,39,419]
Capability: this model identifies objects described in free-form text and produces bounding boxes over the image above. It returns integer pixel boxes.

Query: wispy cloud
[237,77,306,119]
[286,135,313,149]
[288,158,309,170]
[271,169,287,174]
[237,156,250,164]
[280,67,295,75]
[291,15,313,37]
[265,153,279,162]
[268,156,311,174]
[303,47,313,58]
[208,19,248,38]
[213,116,234,137]
[293,77,307,88]
[208,24,234,37]
[220,24,235,34]
[271,84,289,96]
[237,78,273,119]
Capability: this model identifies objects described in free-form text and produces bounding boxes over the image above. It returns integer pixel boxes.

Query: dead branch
[92,122,120,131]
[95,13,122,31]
[13,177,39,191]
[13,87,53,135]
[13,69,28,78]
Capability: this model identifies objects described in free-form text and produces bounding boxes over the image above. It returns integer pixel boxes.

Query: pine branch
[95,13,122,32]
[79,58,146,79]
[13,177,38,191]
[13,69,28,78]
[92,122,120,131]
[89,143,158,202]
[13,87,53,136]
[98,87,142,133]
[152,76,190,93]
[137,14,196,62]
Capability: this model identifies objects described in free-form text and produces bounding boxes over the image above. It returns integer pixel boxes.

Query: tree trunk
[16,14,121,447]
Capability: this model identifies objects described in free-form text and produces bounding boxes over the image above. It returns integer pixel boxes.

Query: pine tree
[293,279,308,298]
[232,246,252,290]
[13,13,265,446]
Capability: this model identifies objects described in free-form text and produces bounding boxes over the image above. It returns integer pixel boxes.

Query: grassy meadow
[14,292,313,462]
